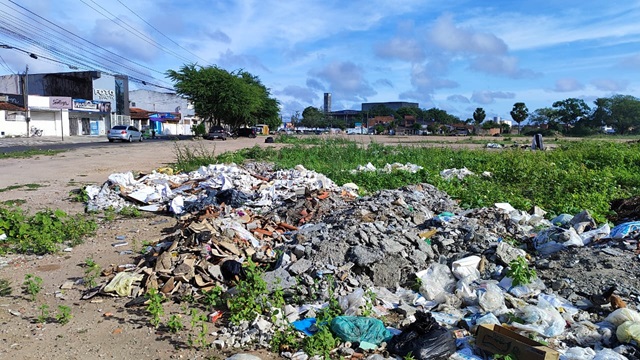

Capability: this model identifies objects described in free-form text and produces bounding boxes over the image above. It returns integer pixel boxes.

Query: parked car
[108,125,143,142]
[204,126,227,140]
[233,127,257,138]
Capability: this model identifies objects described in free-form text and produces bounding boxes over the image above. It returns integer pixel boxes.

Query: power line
[3,0,170,79]
[0,53,14,74]
[79,0,195,65]
[115,0,211,65]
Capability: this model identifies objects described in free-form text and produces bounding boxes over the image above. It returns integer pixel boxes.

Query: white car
[108,125,143,142]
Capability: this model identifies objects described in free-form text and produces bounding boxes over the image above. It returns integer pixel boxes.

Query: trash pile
[82,162,640,360]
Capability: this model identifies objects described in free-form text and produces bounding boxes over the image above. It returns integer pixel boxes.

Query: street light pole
[23,65,30,137]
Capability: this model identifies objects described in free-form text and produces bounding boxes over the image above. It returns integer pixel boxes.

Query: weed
[83,257,101,288]
[56,305,72,325]
[403,353,416,360]
[119,206,141,218]
[494,354,516,360]
[228,259,269,324]
[302,324,337,358]
[507,256,537,286]
[0,148,64,159]
[146,288,165,328]
[68,187,89,203]
[1,199,26,206]
[0,206,96,255]
[270,324,300,352]
[166,314,184,333]
[23,274,43,301]
[0,278,11,296]
[201,286,223,310]
[188,310,209,349]
[316,275,343,324]
[360,288,377,317]
[37,304,50,323]
[103,207,117,222]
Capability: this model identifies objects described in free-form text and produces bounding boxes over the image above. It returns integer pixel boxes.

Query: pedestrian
[151,128,156,139]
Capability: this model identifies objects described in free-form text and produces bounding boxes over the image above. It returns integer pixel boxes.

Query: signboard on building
[94,89,115,101]
[0,93,25,108]
[49,97,72,109]
[73,99,111,112]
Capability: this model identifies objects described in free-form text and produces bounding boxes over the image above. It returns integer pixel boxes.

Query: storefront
[69,98,112,136]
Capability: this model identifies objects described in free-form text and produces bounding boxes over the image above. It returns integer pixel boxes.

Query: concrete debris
[82,162,640,360]
[440,167,475,180]
[350,162,424,174]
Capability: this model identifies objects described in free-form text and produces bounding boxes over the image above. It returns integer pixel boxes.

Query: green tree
[301,107,324,128]
[609,94,640,134]
[166,64,279,130]
[472,108,486,125]
[590,97,612,128]
[552,98,591,133]
[529,107,558,126]
[510,102,529,134]
[423,108,460,124]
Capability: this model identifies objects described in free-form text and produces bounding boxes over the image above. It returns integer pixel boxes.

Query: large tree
[166,64,279,130]
[510,102,529,134]
[552,98,590,132]
[609,95,640,134]
[529,107,558,126]
[301,106,324,128]
[423,107,460,124]
[472,108,486,125]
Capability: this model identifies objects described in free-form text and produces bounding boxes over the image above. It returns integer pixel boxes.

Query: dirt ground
[0,134,540,359]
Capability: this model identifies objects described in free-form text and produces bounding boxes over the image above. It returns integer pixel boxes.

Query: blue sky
[1,0,639,121]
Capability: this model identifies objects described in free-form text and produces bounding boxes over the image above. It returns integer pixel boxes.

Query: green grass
[173,139,640,223]
[0,183,44,193]
[0,149,65,159]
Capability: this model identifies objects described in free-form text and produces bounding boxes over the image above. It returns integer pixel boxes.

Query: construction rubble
[83,162,640,360]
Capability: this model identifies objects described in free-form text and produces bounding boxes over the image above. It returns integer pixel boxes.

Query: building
[323,93,331,114]
[361,101,419,112]
[0,71,130,137]
[129,89,195,135]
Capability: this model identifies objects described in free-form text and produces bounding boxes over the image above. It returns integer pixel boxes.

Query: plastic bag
[455,275,478,306]
[451,256,482,280]
[616,320,640,344]
[605,308,640,327]
[339,288,366,316]
[388,311,456,360]
[329,316,393,345]
[103,271,144,297]
[561,346,596,359]
[477,282,505,313]
[418,263,456,303]
[610,221,640,239]
[511,297,566,337]
[533,226,584,255]
[593,348,629,360]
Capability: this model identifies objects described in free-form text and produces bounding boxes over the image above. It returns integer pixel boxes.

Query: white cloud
[471,90,515,104]
[447,94,470,103]
[428,13,508,55]
[309,61,376,101]
[374,38,425,62]
[469,55,540,79]
[552,78,584,92]
[591,79,629,92]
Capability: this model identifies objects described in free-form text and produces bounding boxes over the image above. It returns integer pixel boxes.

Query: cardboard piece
[475,324,559,360]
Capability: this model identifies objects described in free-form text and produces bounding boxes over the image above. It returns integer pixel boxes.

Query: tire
[128,136,133,143]
[139,135,143,142]
[108,139,114,143]
[249,134,256,138]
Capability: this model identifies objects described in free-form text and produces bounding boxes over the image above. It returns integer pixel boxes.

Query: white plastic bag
[418,263,456,303]
[477,282,505,313]
[605,308,640,327]
[339,288,366,316]
[511,297,566,337]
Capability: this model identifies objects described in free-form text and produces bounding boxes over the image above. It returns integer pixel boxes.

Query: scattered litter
[440,167,475,180]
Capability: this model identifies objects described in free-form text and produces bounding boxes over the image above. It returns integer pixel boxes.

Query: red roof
[130,107,150,119]
[0,102,25,111]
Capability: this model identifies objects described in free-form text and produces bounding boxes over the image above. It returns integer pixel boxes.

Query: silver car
[108,125,143,142]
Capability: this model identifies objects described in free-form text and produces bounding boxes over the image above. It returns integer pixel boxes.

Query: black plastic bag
[221,260,246,281]
[216,189,249,208]
[388,311,456,360]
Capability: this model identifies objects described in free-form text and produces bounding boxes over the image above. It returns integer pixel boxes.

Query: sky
[1,0,639,122]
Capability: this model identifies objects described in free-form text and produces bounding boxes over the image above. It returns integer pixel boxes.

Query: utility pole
[23,65,30,137]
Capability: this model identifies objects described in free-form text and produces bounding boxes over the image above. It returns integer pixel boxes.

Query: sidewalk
[0,134,193,148]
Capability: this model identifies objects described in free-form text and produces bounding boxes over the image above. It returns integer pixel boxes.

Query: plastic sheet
[339,288,366,316]
[329,316,393,345]
[511,297,566,337]
[609,221,640,239]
